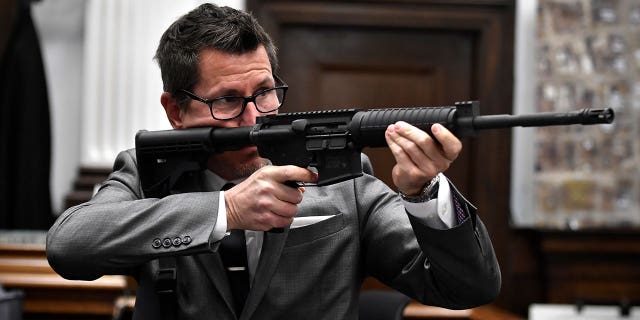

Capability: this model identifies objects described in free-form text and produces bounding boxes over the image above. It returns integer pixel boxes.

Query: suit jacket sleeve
[46,149,220,280]
[356,159,500,310]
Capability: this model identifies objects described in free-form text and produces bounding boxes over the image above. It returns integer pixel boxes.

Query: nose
[239,101,261,126]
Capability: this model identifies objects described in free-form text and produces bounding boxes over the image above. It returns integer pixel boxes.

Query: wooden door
[249,0,514,202]
[249,0,526,313]
[276,24,473,190]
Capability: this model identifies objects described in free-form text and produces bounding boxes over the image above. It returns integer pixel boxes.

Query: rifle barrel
[469,108,614,130]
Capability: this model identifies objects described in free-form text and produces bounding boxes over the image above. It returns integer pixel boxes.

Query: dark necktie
[219,183,250,316]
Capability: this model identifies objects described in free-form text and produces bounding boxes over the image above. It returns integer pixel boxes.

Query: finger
[248,177,302,207]
[387,122,448,169]
[273,165,319,185]
[276,166,315,202]
[385,125,424,169]
[251,185,298,218]
[268,200,299,219]
[399,121,458,168]
[255,212,294,231]
[385,125,439,180]
[430,123,462,161]
[256,167,309,204]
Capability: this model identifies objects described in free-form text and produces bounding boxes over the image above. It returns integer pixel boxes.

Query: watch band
[398,175,439,203]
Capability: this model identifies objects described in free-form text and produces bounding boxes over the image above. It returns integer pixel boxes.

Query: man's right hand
[224,165,318,231]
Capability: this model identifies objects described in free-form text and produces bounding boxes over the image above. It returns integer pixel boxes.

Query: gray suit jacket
[46,149,500,320]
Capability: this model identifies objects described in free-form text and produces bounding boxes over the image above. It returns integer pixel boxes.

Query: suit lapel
[195,253,236,315]
[193,171,289,319]
[240,228,289,320]
[188,174,237,315]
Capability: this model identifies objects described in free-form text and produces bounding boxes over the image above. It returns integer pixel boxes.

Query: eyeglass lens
[211,87,285,120]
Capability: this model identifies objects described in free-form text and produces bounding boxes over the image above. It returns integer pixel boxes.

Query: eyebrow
[213,76,275,98]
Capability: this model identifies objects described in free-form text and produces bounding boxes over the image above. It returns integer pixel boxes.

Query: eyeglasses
[179,75,288,121]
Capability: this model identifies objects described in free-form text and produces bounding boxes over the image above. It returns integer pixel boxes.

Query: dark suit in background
[0,0,53,230]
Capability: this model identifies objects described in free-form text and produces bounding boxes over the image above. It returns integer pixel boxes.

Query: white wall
[32,0,85,216]
[511,0,537,226]
[32,0,246,215]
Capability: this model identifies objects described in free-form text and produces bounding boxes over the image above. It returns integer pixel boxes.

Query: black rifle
[135,101,614,198]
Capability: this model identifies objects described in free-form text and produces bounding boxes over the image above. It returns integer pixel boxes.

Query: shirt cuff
[211,191,229,242]
[402,173,457,229]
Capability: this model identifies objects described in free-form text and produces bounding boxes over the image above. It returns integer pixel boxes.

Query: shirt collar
[203,170,246,191]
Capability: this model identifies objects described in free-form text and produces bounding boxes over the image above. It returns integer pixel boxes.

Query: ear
[161,92,184,129]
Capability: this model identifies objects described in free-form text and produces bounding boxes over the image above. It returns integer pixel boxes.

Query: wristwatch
[398,175,439,203]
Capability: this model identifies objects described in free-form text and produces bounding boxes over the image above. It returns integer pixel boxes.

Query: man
[47,4,500,320]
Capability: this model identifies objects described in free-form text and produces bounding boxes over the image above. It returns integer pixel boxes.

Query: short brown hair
[154,4,278,108]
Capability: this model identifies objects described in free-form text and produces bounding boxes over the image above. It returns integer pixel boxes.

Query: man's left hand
[384,121,462,196]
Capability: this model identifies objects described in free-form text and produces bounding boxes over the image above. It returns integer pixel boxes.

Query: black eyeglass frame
[178,74,288,121]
